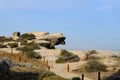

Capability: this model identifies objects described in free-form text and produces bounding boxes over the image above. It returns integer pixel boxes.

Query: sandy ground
[2,48,119,80]
[0,48,20,53]
[35,49,93,80]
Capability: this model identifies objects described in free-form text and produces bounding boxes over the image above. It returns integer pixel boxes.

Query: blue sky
[0,0,120,50]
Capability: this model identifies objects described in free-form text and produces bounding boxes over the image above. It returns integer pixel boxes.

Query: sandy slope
[0,48,20,53]
[35,49,93,80]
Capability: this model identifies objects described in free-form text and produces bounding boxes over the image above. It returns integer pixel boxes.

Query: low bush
[25,51,42,59]
[24,41,35,46]
[56,50,80,63]
[17,46,33,52]
[86,50,98,55]
[85,60,107,72]
[39,71,66,80]
[20,33,35,40]
[17,44,40,59]
[17,44,40,52]
[0,36,13,42]
[20,40,27,45]
[8,43,18,48]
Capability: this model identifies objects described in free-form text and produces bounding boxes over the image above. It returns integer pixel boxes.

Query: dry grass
[0,50,67,80]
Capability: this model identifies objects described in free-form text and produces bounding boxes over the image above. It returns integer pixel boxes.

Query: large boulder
[0,57,12,78]
[29,32,49,39]
[29,32,66,49]
[12,32,20,40]
[45,33,66,49]
[35,40,50,48]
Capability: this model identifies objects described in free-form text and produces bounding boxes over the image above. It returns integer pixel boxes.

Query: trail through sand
[35,49,93,80]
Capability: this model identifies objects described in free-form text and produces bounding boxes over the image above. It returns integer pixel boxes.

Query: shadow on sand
[104,70,120,80]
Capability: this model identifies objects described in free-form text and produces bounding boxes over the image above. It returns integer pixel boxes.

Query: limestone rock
[12,31,66,49]
[45,33,66,49]
[29,32,66,49]
[12,32,20,40]
[35,40,50,48]
[29,32,49,39]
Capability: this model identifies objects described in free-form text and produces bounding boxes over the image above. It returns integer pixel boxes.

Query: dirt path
[35,49,93,80]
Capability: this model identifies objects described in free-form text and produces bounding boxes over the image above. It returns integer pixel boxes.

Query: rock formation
[12,32,20,40]
[0,57,11,78]
[9,32,66,49]
[29,32,66,49]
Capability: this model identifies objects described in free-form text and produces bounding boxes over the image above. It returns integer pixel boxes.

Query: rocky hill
[0,32,120,80]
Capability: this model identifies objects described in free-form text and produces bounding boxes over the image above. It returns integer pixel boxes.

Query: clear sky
[0,0,120,50]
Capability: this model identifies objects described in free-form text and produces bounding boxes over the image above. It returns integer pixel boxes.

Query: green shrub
[25,41,35,46]
[0,36,13,42]
[8,43,18,48]
[17,44,40,52]
[25,51,41,58]
[30,44,40,50]
[20,41,40,50]
[56,50,80,63]
[86,50,98,55]
[20,33,35,40]
[17,46,34,52]
[17,46,41,59]
[20,40,27,45]
[39,71,66,80]
[85,60,107,72]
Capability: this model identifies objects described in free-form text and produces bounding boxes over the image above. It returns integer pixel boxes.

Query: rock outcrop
[29,32,66,49]
[0,57,11,78]
[11,32,66,49]
[12,32,20,40]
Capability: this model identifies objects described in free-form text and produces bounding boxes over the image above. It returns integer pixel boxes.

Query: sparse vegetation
[20,40,27,45]
[85,60,107,72]
[17,46,33,52]
[0,36,13,42]
[25,51,42,59]
[20,33,36,40]
[17,47,39,59]
[17,41,41,59]
[22,41,40,49]
[23,41,35,46]
[17,43,40,52]
[0,51,66,80]
[86,50,98,55]
[56,50,80,63]
[0,44,7,48]
[8,43,18,48]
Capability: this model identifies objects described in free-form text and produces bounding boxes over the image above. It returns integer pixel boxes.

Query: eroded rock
[0,57,11,77]
[30,32,66,49]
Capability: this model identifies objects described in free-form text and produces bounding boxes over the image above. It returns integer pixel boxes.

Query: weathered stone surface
[45,33,66,49]
[30,32,66,49]
[11,32,66,49]
[12,32,20,40]
[35,40,50,48]
[0,57,11,77]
